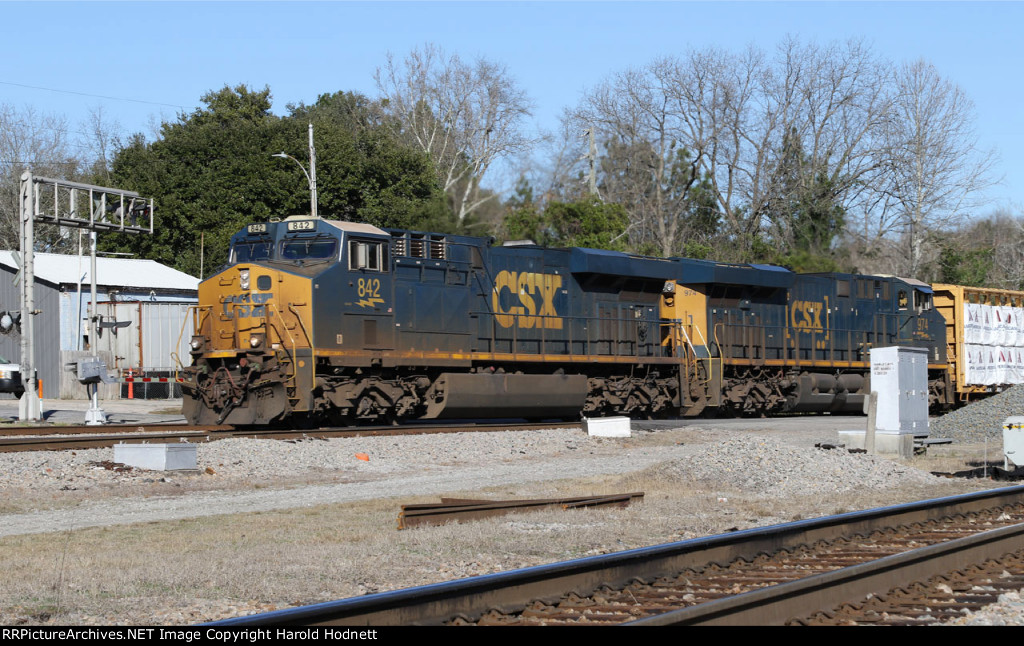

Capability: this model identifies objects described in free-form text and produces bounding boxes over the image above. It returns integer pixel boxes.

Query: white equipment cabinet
[1004,417,1024,470]
[869,346,930,435]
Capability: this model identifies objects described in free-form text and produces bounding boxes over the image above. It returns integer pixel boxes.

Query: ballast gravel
[0,415,1017,625]
[645,436,940,497]
[931,383,1024,443]
[0,425,950,536]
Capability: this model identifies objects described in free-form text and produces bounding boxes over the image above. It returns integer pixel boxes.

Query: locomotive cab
[182,216,353,425]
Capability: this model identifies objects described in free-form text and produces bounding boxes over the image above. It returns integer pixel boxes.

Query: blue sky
[3,1,1023,214]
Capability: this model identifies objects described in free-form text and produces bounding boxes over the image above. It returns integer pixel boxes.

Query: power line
[0,80,191,110]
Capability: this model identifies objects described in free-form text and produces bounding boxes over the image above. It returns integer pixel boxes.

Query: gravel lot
[0,398,1022,625]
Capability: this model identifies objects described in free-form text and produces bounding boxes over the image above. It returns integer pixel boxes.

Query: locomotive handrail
[173,304,207,372]
[676,320,697,357]
[288,302,315,399]
[268,301,299,391]
[288,303,313,346]
[711,318,915,367]
[476,310,669,359]
[678,321,717,388]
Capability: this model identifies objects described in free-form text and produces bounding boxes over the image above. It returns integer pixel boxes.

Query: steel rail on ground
[0,421,582,452]
[205,486,1024,627]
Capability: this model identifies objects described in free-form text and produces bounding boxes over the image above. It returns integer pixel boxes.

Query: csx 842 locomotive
[180,216,951,425]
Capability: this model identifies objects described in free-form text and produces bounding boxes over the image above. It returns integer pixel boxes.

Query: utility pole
[308,123,318,219]
[583,127,598,197]
[273,123,319,218]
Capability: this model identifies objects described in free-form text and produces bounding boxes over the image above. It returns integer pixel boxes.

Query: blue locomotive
[180,216,950,425]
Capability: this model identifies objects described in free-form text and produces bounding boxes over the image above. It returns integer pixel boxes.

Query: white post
[18,172,39,421]
[865,391,878,455]
[84,229,106,425]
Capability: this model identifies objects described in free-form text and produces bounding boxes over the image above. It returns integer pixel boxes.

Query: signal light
[0,311,21,334]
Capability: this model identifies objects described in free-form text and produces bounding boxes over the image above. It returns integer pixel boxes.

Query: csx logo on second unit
[791,300,824,331]
[492,270,562,329]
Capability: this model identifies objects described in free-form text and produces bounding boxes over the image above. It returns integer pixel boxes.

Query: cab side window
[914,290,932,313]
[349,239,387,271]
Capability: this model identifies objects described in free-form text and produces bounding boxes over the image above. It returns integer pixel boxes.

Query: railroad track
[0,420,582,452]
[208,486,1024,626]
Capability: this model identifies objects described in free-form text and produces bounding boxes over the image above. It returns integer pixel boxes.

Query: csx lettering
[223,292,273,319]
[791,300,823,332]
[492,270,562,329]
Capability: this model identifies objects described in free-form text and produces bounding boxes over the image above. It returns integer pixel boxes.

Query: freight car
[179,216,952,425]
[932,283,1024,404]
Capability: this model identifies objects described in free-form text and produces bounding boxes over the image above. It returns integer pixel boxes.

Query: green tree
[502,176,551,244]
[937,244,993,286]
[107,85,282,275]
[286,92,450,231]
[107,85,446,275]
[503,182,629,251]
[759,127,846,271]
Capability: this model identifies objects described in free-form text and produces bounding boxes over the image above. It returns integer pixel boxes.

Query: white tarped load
[964,303,1024,385]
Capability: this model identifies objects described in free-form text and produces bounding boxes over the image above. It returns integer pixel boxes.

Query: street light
[272,122,318,218]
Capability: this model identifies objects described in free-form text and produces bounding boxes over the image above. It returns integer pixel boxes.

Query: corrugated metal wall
[54,296,194,398]
[0,267,62,399]
[92,301,193,373]
[90,303,192,374]
[0,262,196,399]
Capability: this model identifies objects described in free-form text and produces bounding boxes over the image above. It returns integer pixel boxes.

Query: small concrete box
[583,416,631,437]
[1004,417,1024,470]
[838,430,916,458]
[114,443,197,471]
[869,346,929,435]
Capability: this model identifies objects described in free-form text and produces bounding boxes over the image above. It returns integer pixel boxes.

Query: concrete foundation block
[838,430,915,458]
[583,416,631,437]
[114,443,197,471]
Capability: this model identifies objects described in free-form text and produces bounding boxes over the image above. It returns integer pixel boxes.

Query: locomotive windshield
[231,239,273,263]
[280,234,339,261]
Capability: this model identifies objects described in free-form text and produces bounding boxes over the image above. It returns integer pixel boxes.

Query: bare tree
[0,104,80,250]
[375,43,537,223]
[754,38,891,252]
[569,38,892,261]
[568,52,746,257]
[867,59,998,277]
[992,213,1024,289]
[84,106,123,184]
[511,117,588,207]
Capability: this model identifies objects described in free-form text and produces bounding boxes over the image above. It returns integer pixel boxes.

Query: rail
[0,420,582,452]
[173,305,210,372]
[206,485,1024,626]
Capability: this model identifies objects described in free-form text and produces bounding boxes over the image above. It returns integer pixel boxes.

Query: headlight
[249,334,264,349]
[239,269,250,290]
[190,336,205,351]
[0,370,10,380]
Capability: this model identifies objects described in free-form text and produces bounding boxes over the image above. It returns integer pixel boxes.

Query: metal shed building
[0,252,198,399]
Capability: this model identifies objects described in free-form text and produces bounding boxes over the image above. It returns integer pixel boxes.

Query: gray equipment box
[869,346,929,435]
[114,443,197,471]
[583,416,631,437]
[1004,417,1024,470]
[70,358,116,384]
